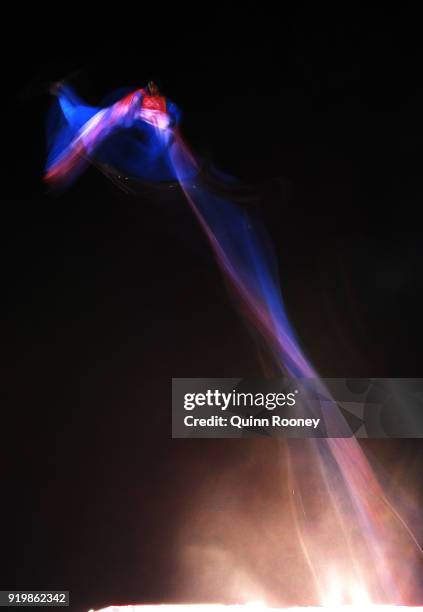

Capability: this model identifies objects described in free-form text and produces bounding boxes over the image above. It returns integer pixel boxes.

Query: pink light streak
[45,85,423,606]
[87,604,423,612]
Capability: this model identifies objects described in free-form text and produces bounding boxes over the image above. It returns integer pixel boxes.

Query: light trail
[45,83,423,607]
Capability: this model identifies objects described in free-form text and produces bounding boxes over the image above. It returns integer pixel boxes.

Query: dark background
[1,10,423,611]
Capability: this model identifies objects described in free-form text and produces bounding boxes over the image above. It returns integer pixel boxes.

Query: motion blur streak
[171,135,423,604]
[46,85,423,605]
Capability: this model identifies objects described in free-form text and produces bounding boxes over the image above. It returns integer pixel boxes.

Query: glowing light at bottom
[87,604,423,612]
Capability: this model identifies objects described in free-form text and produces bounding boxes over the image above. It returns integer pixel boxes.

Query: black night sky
[1,11,423,612]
